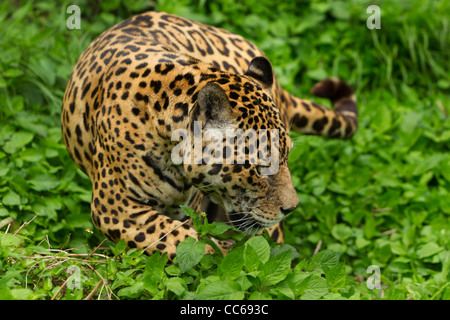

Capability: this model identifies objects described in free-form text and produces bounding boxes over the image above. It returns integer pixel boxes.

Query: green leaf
[244,236,270,264]
[413,154,447,176]
[331,224,353,241]
[11,288,33,300]
[20,149,44,162]
[300,275,329,300]
[437,79,450,89]
[355,237,371,249]
[2,190,21,206]
[248,290,272,300]
[330,1,350,20]
[180,205,200,220]
[0,234,23,247]
[165,264,180,277]
[306,68,327,81]
[270,244,299,260]
[3,131,34,154]
[3,68,24,78]
[244,243,261,272]
[32,198,61,220]
[165,277,187,297]
[323,262,346,289]
[101,0,121,11]
[145,251,168,277]
[180,205,236,238]
[260,250,292,287]
[371,103,392,133]
[207,221,236,236]
[416,243,444,259]
[0,167,10,177]
[269,287,295,300]
[176,237,205,272]
[196,280,244,300]
[218,247,244,280]
[309,250,341,271]
[117,282,144,298]
[0,283,14,300]
[364,213,377,239]
[29,173,61,191]
[115,239,127,254]
[43,277,53,291]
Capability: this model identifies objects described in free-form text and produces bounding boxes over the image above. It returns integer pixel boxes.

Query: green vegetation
[0,0,449,300]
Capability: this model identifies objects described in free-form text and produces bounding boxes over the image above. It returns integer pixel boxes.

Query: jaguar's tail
[283,78,358,138]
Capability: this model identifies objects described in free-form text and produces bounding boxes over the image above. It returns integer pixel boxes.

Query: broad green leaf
[0,234,23,247]
[29,174,60,191]
[371,103,392,133]
[323,262,347,289]
[416,243,444,259]
[270,244,299,260]
[207,221,236,236]
[115,239,127,254]
[355,237,371,249]
[300,275,329,300]
[413,154,447,176]
[306,68,327,81]
[2,190,21,206]
[330,1,350,20]
[309,250,341,271]
[260,250,291,287]
[218,247,244,280]
[244,243,261,272]
[11,288,33,300]
[248,290,272,300]
[364,213,376,239]
[3,68,24,78]
[145,251,168,278]
[165,277,187,296]
[0,286,14,300]
[331,224,353,241]
[0,167,10,177]
[244,236,270,264]
[176,237,205,272]
[3,131,34,154]
[390,242,408,256]
[20,149,44,162]
[196,280,244,300]
[165,264,180,277]
[117,282,144,298]
[43,277,52,291]
[32,198,61,220]
[179,205,200,220]
[269,287,295,300]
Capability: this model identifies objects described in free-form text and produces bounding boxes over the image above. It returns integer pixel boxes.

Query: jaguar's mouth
[203,192,278,232]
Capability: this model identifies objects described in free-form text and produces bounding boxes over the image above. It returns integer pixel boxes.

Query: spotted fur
[62,11,358,259]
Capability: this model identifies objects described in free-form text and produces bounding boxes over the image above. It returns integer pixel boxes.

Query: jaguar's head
[181,57,299,232]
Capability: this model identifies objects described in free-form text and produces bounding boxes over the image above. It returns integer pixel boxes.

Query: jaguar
[61,11,358,260]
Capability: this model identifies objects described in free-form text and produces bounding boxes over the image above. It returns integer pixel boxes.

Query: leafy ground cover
[0,0,449,300]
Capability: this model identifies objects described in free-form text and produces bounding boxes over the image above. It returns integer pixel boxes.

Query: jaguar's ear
[193,82,235,128]
[244,56,274,89]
